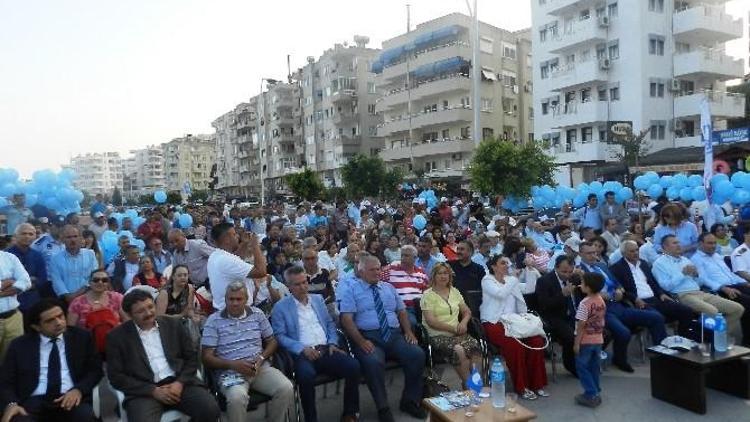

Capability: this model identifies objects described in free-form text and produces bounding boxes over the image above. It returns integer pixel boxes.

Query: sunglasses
[91,277,110,283]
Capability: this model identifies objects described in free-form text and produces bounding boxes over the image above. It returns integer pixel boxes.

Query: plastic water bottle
[714,313,727,352]
[490,357,506,408]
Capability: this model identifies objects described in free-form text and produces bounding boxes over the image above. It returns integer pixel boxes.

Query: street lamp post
[256,78,279,207]
[466,0,481,148]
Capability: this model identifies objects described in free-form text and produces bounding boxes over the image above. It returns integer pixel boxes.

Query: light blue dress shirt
[0,251,31,313]
[652,222,699,255]
[703,204,734,234]
[337,277,404,331]
[574,205,602,230]
[49,249,98,296]
[690,250,745,292]
[652,254,702,294]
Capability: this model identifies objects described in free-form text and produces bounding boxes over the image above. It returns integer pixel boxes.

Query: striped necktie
[370,284,392,342]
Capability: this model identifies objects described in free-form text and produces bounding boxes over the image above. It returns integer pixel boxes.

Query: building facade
[213,104,256,199]
[122,145,166,200]
[162,134,216,196]
[373,13,534,180]
[69,152,123,196]
[532,0,745,186]
[296,36,383,187]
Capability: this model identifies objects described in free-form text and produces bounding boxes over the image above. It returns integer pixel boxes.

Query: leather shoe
[613,360,634,373]
[378,408,395,422]
[399,400,427,419]
[341,414,359,422]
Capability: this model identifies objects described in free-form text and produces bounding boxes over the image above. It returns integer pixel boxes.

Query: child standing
[574,272,607,407]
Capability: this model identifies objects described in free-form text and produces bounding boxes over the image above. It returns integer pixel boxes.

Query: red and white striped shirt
[380,263,429,307]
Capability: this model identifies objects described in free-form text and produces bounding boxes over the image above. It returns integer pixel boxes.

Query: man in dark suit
[535,255,578,377]
[106,289,219,422]
[610,240,699,341]
[0,299,102,422]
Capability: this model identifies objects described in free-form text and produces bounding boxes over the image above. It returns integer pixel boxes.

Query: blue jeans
[576,344,602,399]
[353,328,425,410]
[294,348,361,422]
[605,302,666,363]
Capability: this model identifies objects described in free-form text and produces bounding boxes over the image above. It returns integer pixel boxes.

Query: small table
[422,389,536,422]
[648,345,750,414]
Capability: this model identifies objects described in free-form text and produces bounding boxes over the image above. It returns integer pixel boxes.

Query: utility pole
[406,4,415,172]
[468,0,481,148]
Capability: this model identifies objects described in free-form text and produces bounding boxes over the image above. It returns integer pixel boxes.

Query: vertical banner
[701,94,713,201]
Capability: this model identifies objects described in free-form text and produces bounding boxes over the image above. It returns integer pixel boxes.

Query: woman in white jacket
[480,255,549,401]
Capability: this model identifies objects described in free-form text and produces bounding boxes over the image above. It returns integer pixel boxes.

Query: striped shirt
[380,263,429,307]
[201,306,273,379]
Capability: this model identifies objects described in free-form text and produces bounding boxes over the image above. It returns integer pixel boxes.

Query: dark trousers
[605,302,666,364]
[124,384,219,422]
[643,297,701,341]
[12,395,94,422]
[295,348,361,422]
[353,328,425,410]
[719,283,750,345]
[544,316,577,376]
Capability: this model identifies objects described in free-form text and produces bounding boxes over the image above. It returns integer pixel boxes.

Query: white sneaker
[536,389,550,397]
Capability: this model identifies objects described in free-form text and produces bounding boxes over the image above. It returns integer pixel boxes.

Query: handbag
[499,313,549,350]
[423,370,450,398]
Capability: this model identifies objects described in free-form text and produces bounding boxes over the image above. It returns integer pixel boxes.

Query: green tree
[469,139,557,196]
[111,187,123,206]
[285,168,325,201]
[190,190,209,203]
[606,126,651,186]
[341,154,387,198]
[166,192,182,205]
[382,168,405,199]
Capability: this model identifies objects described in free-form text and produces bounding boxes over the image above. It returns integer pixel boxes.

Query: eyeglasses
[91,277,110,283]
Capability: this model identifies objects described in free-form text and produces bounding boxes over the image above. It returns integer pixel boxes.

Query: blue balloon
[125,209,138,219]
[531,186,541,197]
[541,185,556,201]
[659,175,673,188]
[688,174,703,188]
[715,180,736,197]
[644,171,660,184]
[732,189,750,205]
[413,215,427,230]
[0,197,7,208]
[672,174,689,189]
[0,183,16,198]
[692,186,707,201]
[679,187,693,201]
[711,173,729,187]
[572,193,587,208]
[616,187,633,203]
[647,184,663,198]
[589,181,603,193]
[154,190,167,204]
[178,213,193,228]
[666,186,680,200]
[731,171,747,187]
[633,176,650,190]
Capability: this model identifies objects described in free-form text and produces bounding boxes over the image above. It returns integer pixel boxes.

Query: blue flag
[466,365,483,394]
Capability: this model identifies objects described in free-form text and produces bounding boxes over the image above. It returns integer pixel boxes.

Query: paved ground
[100,356,750,421]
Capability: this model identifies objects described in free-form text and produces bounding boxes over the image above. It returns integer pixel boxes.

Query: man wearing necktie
[0,299,102,422]
[577,241,666,373]
[338,255,426,422]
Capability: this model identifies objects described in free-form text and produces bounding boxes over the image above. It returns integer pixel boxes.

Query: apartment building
[532,0,745,186]
[296,36,383,187]
[162,134,216,196]
[212,103,256,198]
[122,145,166,199]
[69,152,123,196]
[373,13,534,179]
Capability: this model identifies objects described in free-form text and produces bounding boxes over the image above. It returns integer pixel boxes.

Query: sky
[1,0,747,178]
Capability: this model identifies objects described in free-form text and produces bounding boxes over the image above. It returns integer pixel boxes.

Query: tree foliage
[340,154,405,198]
[111,187,123,206]
[166,192,182,205]
[469,140,557,196]
[606,127,651,167]
[285,168,325,201]
[190,190,209,203]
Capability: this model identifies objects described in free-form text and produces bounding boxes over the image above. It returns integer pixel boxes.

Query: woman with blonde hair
[420,262,482,388]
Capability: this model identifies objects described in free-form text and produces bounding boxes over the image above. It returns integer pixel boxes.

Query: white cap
[564,237,581,253]
[486,230,500,238]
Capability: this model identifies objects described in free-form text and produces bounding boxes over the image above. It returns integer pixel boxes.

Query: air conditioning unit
[452,153,463,160]
[669,79,681,92]
[598,58,611,70]
[524,84,531,93]
[512,85,519,94]
[598,16,610,27]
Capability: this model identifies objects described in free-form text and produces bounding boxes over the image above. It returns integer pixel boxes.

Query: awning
[412,25,463,50]
[481,70,497,81]
[411,57,469,79]
[379,46,406,66]
[371,60,384,74]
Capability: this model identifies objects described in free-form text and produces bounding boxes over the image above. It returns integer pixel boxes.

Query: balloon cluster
[100,228,146,266]
[527,181,634,211]
[501,196,528,214]
[633,172,707,203]
[417,189,438,210]
[0,168,83,215]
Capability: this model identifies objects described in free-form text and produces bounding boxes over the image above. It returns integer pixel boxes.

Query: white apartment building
[123,145,166,199]
[69,152,123,196]
[259,82,304,195]
[296,36,383,187]
[532,0,745,186]
[374,13,534,179]
[162,134,215,195]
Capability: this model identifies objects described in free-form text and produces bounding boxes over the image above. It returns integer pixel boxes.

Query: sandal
[536,389,550,397]
[521,389,538,400]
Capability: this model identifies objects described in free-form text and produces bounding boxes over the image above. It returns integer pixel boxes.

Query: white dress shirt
[0,251,31,313]
[32,335,74,396]
[627,260,655,299]
[136,323,176,382]
[479,274,527,324]
[295,298,328,348]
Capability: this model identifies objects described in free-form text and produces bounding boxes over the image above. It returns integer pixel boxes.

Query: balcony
[674,135,703,148]
[378,106,473,137]
[545,0,601,16]
[674,4,743,45]
[549,60,609,91]
[674,48,744,81]
[546,18,608,54]
[380,138,474,162]
[376,74,471,112]
[551,100,608,128]
[380,42,471,82]
[674,90,745,119]
[549,141,610,164]
[331,89,357,103]
[333,112,357,125]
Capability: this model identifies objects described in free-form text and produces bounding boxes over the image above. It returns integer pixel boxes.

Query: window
[461,127,470,139]
[581,88,592,103]
[608,42,619,59]
[649,81,665,98]
[598,87,608,101]
[442,129,450,139]
[502,43,517,60]
[540,64,549,79]
[539,28,547,42]
[649,36,665,56]
[596,45,607,60]
[443,100,449,110]
[607,3,618,17]
[648,0,664,12]
[610,87,620,101]
[565,54,575,64]
[481,98,494,112]
[566,129,577,143]
[502,71,517,87]
[529,107,534,118]
[599,128,607,141]
[368,126,377,136]
[367,82,376,94]
[542,101,549,115]
[367,104,376,114]
[580,9,590,20]
[480,36,493,54]
[482,128,494,141]
[650,121,666,140]
[582,127,593,142]
[596,6,606,17]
